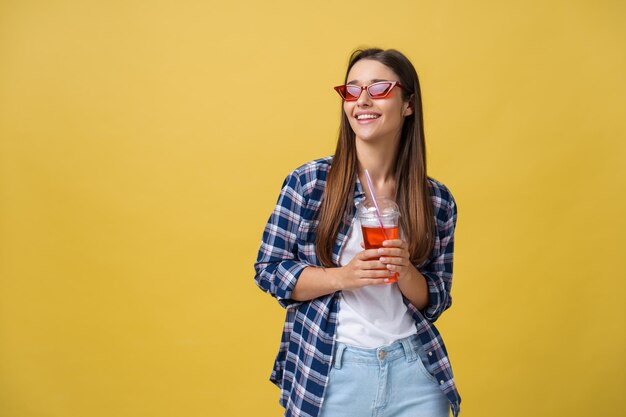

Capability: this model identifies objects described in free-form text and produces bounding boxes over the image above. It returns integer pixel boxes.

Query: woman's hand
[376,238,430,310]
[334,248,391,291]
[377,239,413,281]
[292,248,391,301]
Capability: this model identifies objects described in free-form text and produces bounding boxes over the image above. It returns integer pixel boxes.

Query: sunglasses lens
[344,85,362,101]
[368,82,393,98]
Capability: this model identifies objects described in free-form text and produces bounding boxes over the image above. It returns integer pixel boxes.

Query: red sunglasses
[334,81,405,101]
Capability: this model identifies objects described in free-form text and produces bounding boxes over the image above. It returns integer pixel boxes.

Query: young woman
[254,48,460,417]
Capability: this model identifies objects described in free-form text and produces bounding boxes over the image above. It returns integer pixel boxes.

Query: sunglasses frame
[334,81,405,101]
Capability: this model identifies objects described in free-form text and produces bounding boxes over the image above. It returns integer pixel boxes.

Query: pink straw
[363,169,389,239]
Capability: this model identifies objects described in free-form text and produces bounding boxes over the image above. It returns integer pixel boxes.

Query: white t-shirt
[336,216,417,348]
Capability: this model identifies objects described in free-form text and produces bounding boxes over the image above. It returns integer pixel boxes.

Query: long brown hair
[316,48,435,267]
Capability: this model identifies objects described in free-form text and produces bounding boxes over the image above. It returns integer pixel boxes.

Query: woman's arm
[419,188,457,322]
[377,240,429,310]
[394,261,429,310]
[379,186,457,320]
[254,171,309,308]
[291,249,392,301]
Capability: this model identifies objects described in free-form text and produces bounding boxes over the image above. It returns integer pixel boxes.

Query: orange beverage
[361,225,400,283]
[357,197,401,284]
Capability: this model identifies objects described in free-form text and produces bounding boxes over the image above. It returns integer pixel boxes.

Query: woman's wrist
[293,265,344,301]
[400,263,419,282]
[326,266,345,292]
[397,264,429,310]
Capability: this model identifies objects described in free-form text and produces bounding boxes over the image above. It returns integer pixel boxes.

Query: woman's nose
[356,88,372,106]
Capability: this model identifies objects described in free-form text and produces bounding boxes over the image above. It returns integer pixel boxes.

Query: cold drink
[361,225,400,283]
[356,197,401,284]
[361,225,399,249]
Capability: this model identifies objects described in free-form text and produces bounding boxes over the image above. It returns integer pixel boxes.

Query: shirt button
[428,352,433,356]
[378,351,386,360]
[439,380,445,385]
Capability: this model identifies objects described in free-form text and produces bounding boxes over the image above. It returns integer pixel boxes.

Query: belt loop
[400,336,417,363]
[333,343,347,369]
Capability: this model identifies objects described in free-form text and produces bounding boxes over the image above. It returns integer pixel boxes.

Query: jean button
[378,351,386,360]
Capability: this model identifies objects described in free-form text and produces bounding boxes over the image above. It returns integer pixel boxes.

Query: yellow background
[1,0,625,416]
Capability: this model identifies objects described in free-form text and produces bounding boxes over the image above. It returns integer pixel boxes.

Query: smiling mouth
[356,114,381,120]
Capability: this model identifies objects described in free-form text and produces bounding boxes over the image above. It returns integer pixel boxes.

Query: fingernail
[378,248,384,254]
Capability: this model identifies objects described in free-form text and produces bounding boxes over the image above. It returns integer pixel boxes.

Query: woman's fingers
[377,247,409,258]
[360,269,392,278]
[357,248,381,260]
[379,256,409,266]
[359,259,386,269]
[361,272,389,286]
[347,247,409,286]
[382,239,407,249]
[342,240,412,288]
[384,263,405,272]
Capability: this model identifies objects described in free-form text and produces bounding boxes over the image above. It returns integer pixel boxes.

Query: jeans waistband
[332,335,421,369]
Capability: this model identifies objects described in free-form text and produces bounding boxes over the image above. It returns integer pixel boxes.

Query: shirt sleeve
[418,188,458,322]
[254,170,308,308]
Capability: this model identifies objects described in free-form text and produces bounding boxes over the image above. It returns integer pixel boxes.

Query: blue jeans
[319,335,450,417]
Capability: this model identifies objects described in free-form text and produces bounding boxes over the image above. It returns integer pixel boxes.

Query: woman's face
[343,59,413,144]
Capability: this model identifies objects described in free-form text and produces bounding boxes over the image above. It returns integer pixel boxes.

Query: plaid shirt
[254,156,460,417]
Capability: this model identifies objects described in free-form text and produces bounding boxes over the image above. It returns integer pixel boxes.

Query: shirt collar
[354,175,366,202]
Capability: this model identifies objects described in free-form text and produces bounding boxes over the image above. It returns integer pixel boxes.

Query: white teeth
[356,114,380,120]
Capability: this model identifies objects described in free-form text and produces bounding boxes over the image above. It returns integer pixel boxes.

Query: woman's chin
[354,131,387,143]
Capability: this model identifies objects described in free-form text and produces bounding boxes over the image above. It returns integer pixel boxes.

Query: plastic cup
[356,197,401,283]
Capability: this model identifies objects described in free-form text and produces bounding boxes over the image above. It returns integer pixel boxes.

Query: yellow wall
[1,1,624,416]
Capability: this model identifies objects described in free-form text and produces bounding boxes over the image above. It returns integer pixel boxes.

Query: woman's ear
[403,96,414,116]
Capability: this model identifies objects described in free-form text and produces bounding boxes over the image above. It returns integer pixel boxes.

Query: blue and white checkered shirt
[254,156,461,417]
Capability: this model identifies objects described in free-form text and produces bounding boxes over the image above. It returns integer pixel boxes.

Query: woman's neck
[356,137,399,198]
